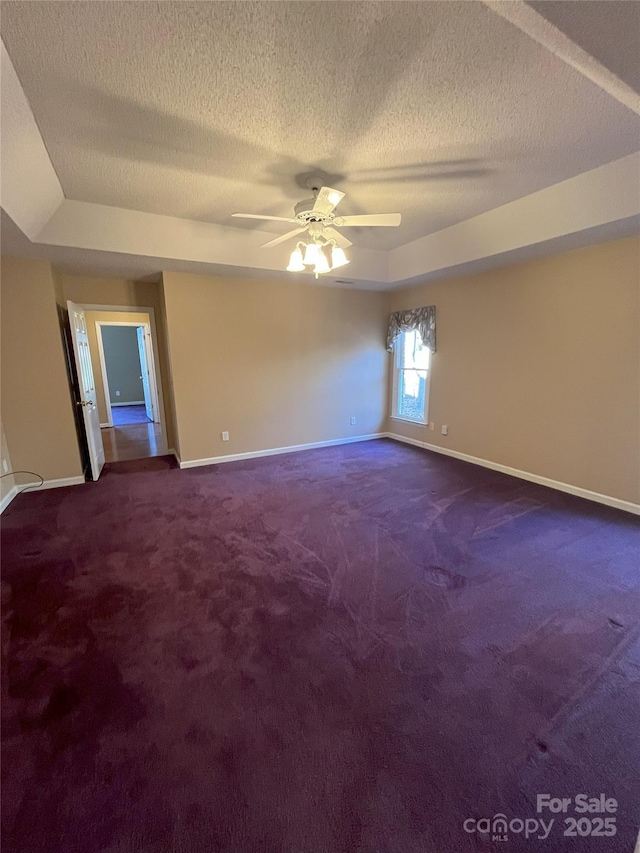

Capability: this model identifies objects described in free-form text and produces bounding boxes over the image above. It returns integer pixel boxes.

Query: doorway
[67,303,168,472]
[96,322,160,428]
[94,316,165,463]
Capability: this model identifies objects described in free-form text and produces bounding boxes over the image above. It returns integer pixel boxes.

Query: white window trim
[390,332,430,426]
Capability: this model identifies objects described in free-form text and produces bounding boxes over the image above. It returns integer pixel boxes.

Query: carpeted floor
[111,405,151,426]
[1,439,639,852]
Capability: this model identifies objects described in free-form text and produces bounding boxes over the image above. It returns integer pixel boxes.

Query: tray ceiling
[1,1,638,284]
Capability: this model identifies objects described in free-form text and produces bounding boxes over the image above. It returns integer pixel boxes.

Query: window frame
[390,330,431,426]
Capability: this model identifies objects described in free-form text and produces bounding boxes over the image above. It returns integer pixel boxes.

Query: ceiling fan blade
[323,227,353,249]
[335,213,401,227]
[232,213,298,223]
[312,187,345,216]
[261,226,308,248]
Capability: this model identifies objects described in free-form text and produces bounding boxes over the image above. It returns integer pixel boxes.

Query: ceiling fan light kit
[330,246,349,270]
[286,247,305,273]
[314,249,332,276]
[286,240,344,278]
[303,242,322,267]
[232,178,401,278]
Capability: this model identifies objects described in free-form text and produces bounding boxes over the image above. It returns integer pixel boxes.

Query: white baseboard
[385,432,640,516]
[100,422,111,428]
[0,474,85,513]
[40,476,86,490]
[0,485,18,514]
[4,435,634,517]
[111,401,144,407]
[179,433,384,470]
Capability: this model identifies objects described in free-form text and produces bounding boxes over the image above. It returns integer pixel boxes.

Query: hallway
[111,404,151,426]
[101,421,164,463]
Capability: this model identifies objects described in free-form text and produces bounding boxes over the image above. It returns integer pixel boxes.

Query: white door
[67,301,105,480]
[137,326,155,421]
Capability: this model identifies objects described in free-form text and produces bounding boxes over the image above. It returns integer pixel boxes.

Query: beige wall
[1,256,83,482]
[2,237,637,507]
[85,311,150,424]
[387,235,640,504]
[162,273,389,463]
[58,275,175,449]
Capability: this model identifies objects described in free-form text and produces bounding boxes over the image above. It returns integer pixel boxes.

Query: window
[391,329,430,424]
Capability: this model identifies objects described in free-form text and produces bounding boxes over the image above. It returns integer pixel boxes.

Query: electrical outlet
[350,416,357,426]
[441,425,448,436]
[221,431,229,442]
[115,390,121,397]
[2,459,8,474]
[429,422,434,431]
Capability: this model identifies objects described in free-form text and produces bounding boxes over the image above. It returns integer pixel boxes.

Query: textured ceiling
[530,1,640,94]
[2,0,639,251]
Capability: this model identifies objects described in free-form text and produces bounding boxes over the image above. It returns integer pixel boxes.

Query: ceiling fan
[232,178,401,276]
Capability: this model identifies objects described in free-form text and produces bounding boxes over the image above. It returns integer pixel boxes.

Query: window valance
[386,306,436,353]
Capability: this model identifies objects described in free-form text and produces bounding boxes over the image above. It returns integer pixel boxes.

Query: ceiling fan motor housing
[294,198,334,224]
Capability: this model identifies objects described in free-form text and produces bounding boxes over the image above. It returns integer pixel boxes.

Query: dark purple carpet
[2,440,639,852]
[111,405,151,425]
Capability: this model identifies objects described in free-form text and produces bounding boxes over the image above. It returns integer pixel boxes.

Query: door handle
[76,400,94,407]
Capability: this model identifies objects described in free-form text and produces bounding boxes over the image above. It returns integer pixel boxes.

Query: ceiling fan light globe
[286,248,305,272]
[331,246,349,269]
[314,252,331,275]
[303,243,322,266]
